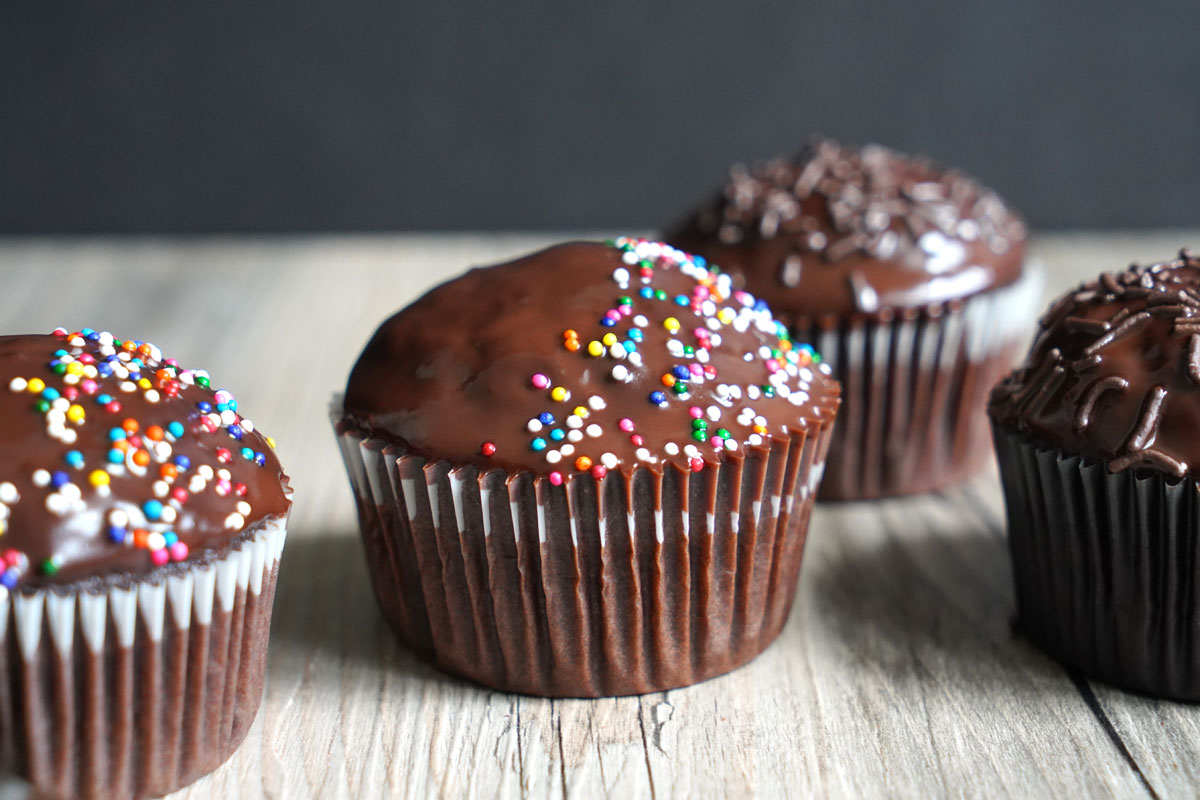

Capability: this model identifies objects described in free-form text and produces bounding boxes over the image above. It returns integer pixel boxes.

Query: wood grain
[0,230,1196,799]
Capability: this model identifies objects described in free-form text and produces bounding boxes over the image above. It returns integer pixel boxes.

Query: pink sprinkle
[711,436,724,449]
[170,542,189,561]
[548,471,563,486]
[78,354,95,365]
[689,363,703,376]
[619,305,632,316]
[80,379,98,395]
[591,465,608,479]
[164,358,179,367]
[150,549,170,566]
[605,309,621,321]
[766,359,780,373]
[734,291,752,305]
[694,286,710,299]
[688,406,702,419]
[531,373,550,389]
[618,418,635,432]
[694,328,709,339]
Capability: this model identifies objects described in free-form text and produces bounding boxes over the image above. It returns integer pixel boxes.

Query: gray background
[1,2,1197,233]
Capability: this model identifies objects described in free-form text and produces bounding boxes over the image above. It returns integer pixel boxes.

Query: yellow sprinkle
[137,377,152,390]
[88,469,111,488]
[550,387,569,402]
[663,316,681,333]
[601,333,617,347]
[717,308,736,324]
[586,341,604,357]
[65,361,85,376]
[27,378,45,393]
[66,404,85,424]
[0,519,5,536]
[266,436,276,449]
[572,406,589,419]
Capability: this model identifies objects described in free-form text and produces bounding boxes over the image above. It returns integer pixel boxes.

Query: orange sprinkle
[661,374,676,387]
[574,456,593,471]
[132,450,151,467]
[145,425,165,441]
[113,439,130,453]
[562,329,578,340]
[133,529,149,548]
[564,339,581,352]
[138,343,153,357]
[122,418,139,435]
[160,464,178,481]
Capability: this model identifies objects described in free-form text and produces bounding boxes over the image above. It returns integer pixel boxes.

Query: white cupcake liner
[333,403,834,697]
[0,517,287,800]
[799,264,1043,499]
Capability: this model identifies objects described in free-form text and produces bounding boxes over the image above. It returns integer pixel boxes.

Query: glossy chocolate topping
[664,136,1027,323]
[0,330,290,590]
[343,239,840,477]
[989,251,1200,479]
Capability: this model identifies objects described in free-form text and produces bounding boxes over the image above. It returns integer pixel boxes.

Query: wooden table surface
[1,231,1198,799]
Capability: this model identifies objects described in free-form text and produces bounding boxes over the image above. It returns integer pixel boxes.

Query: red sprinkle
[590,464,608,479]
[690,458,705,472]
[481,441,497,457]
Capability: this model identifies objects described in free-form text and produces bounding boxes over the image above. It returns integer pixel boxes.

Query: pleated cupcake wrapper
[0,518,287,800]
[993,423,1200,700]
[799,263,1044,500]
[333,406,834,697]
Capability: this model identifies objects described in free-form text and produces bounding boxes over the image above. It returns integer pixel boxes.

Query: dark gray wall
[2,2,1198,233]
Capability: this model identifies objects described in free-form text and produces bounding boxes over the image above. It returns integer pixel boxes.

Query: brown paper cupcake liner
[0,518,287,800]
[993,422,1200,700]
[333,405,834,697]
[799,264,1043,500]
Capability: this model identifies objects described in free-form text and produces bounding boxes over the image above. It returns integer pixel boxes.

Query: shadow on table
[265,529,472,694]
[804,506,1071,699]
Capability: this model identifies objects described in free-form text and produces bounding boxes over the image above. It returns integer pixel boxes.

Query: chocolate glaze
[0,332,290,589]
[989,251,1200,479]
[343,240,840,476]
[664,136,1027,323]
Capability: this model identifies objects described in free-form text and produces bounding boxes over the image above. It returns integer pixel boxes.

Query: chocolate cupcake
[334,238,839,697]
[666,136,1041,499]
[989,252,1200,699]
[0,329,291,799]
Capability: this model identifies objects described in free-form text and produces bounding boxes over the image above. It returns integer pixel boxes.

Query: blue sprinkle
[672,365,690,380]
[0,569,16,590]
[51,471,69,489]
[64,450,84,468]
[173,454,191,470]
[142,500,164,521]
[96,393,113,405]
[197,401,213,413]
[538,412,554,425]
[216,402,230,413]
[628,329,644,342]
[228,399,238,411]
[531,437,548,452]
[41,388,60,400]
[97,363,112,378]
[649,391,667,405]
[600,317,616,327]
[108,526,126,544]
[108,428,126,442]
[622,340,637,353]
[550,428,566,441]
[167,421,184,438]
[107,449,124,464]
[53,349,68,357]
[226,424,243,440]
[254,453,266,466]
[639,287,654,299]
[163,531,178,546]
[694,255,707,268]
[240,447,254,460]
[675,295,689,306]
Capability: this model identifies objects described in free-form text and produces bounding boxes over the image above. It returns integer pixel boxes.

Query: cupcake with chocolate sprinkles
[334,238,840,697]
[990,251,1200,699]
[666,136,1042,499]
[0,329,291,799]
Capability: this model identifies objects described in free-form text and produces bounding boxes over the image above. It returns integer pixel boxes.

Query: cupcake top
[990,251,1200,479]
[664,136,1027,323]
[343,238,840,481]
[0,329,291,591]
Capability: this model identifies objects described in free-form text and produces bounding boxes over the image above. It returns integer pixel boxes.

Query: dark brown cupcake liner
[799,265,1042,500]
[993,422,1200,700]
[0,518,287,800]
[333,404,835,697]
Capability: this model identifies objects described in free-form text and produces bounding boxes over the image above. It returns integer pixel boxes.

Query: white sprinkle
[710,333,722,347]
[748,434,763,446]
[45,494,68,515]
[237,501,251,516]
[224,512,245,530]
[636,448,652,461]
[613,267,630,284]
[59,483,81,502]
[664,442,680,455]
[586,424,602,438]
[588,395,606,411]
[748,386,761,399]
[189,476,206,493]
[706,406,721,421]
[0,483,17,504]
[633,315,649,328]
[560,443,575,457]
[609,343,627,359]
[546,450,562,464]
[63,374,80,386]
[622,250,639,264]
[684,444,701,458]
[695,349,709,363]
[119,381,136,393]
[240,418,255,433]
[217,468,231,481]
[8,378,26,392]
[527,419,543,433]
[601,452,618,469]
[144,389,160,403]
[198,465,214,480]
[220,410,238,425]
[754,415,767,427]
[153,481,169,498]
[568,429,584,443]
[32,470,50,487]
[611,365,629,382]
[566,416,583,429]
[667,340,684,356]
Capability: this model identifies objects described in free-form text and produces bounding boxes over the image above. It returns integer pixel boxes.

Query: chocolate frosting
[989,251,1200,479]
[0,330,291,590]
[343,239,840,477]
[664,136,1027,323]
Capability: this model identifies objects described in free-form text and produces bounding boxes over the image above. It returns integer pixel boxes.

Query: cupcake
[334,238,839,697]
[665,136,1041,500]
[0,329,291,799]
[990,252,1200,699]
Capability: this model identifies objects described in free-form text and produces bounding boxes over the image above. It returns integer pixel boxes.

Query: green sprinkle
[692,419,708,430]
[40,558,59,576]
[692,430,708,443]
[196,376,210,388]
[716,428,730,439]
[34,400,50,413]
[654,290,668,301]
